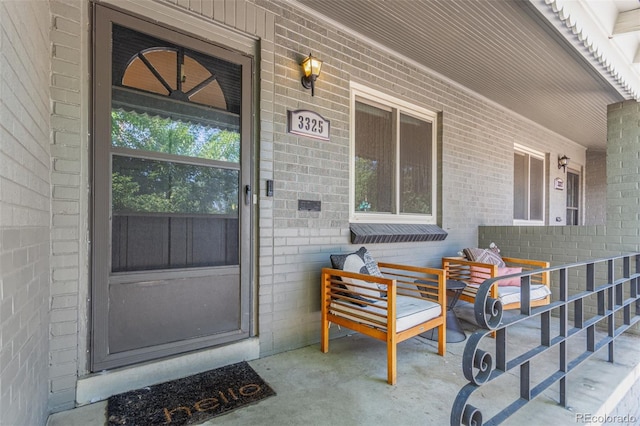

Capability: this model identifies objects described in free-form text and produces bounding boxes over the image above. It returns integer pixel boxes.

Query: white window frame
[513,144,546,226]
[349,82,437,224]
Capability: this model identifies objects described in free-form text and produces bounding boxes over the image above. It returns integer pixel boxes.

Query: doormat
[107,361,276,425]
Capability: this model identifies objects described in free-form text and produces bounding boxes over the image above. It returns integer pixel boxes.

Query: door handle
[244,185,251,205]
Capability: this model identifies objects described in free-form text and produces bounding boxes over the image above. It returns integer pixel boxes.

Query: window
[513,145,545,224]
[350,83,437,223]
[566,170,580,225]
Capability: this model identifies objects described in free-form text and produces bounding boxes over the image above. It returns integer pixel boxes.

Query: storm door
[92,6,253,370]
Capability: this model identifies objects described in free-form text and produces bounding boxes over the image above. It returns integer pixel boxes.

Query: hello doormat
[107,361,276,425]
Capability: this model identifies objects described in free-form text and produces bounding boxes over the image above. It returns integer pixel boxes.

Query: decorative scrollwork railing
[450,254,640,426]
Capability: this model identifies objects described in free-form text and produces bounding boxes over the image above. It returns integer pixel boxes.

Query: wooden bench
[441,256,551,311]
[321,262,446,385]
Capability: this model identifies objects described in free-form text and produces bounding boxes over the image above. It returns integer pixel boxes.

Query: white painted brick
[50,374,76,392]
[51,171,80,186]
[52,241,78,254]
[1,0,51,424]
[49,348,77,365]
[52,213,79,227]
[52,186,79,200]
[49,335,77,352]
[52,73,80,91]
[52,268,78,282]
[53,15,78,34]
[51,295,76,310]
[50,321,77,337]
[53,131,81,146]
[51,116,80,134]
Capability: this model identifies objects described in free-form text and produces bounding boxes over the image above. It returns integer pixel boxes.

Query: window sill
[512,220,546,226]
[349,223,448,244]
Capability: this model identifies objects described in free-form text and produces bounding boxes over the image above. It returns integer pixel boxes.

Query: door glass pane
[399,113,432,214]
[112,156,239,215]
[111,110,239,162]
[354,101,393,213]
[530,156,544,221]
[513,153,527,220]
[111,156,239,272]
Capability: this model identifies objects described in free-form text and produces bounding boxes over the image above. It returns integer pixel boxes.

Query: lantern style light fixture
[558,155,570,173]
[300,53,323,96]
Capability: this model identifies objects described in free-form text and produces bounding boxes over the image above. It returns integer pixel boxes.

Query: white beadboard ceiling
[296,0,640,150]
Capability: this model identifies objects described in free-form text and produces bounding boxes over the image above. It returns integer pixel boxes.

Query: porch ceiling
[296,0,640,151]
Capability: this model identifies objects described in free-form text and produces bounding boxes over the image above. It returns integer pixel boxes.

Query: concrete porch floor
[48,304,640,426]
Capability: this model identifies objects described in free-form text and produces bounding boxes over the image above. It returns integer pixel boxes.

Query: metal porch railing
[450,253,640,425]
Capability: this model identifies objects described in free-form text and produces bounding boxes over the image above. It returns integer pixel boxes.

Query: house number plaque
[287,109,330,141]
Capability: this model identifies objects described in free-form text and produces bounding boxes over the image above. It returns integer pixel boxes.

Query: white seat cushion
[330,295,442,332]
[466,283,551,306]
[498,284,551,305]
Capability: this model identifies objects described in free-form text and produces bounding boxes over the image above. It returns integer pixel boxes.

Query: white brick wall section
[0,1,51,426]
[49,0,85,414]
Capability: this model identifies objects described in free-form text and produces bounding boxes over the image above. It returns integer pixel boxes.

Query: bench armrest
[322,263,445,308]
[442,256,549,285]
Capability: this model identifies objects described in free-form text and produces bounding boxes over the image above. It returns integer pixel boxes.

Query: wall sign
[554,177,564,190]
[287,109,330,141]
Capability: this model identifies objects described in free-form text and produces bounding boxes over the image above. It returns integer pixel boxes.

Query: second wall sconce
[300,53,323,96]
[558,155,570,173]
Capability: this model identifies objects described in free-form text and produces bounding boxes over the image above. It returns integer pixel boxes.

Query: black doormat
[107,361,276,425]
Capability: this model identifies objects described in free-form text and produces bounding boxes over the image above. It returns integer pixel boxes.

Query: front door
[91,6,253,371]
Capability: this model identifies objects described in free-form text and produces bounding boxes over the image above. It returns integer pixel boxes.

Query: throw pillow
[330,247,385,303]
[468,265,490,285]
[488,242,501,255]
[495,266,523,287]
[469,266,523,287]
[463,247,506,267]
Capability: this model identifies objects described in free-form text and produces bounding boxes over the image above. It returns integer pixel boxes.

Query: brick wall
[585,150,607,225]
[607,101,640,246]
[251,0,588,355]
[48,0,87,412]
[0,2,51,425]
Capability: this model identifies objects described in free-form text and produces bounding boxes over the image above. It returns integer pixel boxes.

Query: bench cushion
[467,283,551,305]
[331,295,442,332]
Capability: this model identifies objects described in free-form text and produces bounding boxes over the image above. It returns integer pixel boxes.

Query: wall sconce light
[300,53,323,96]
[558,155,570,173]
